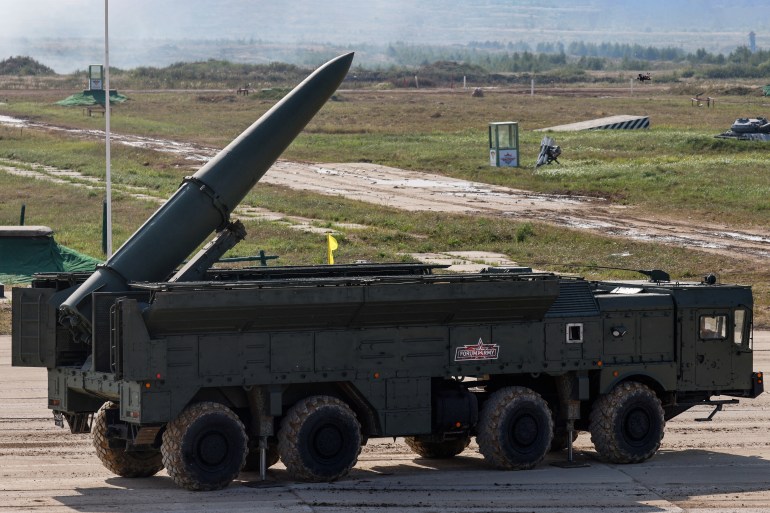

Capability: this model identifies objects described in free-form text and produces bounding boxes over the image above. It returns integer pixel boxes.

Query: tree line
[3,41,770,87]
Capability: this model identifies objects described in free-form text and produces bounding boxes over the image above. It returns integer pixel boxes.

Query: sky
[2,0,767,72]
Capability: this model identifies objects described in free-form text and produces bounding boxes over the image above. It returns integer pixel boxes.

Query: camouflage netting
[56,89,127,106]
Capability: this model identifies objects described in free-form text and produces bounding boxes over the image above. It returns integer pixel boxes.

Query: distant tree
[0,56,55,76]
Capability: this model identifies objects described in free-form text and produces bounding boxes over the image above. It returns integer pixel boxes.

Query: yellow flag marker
[327,234,338,264]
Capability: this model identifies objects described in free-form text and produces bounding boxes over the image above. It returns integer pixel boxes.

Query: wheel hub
[197,432,228,467]
[625,408,651,442]
[511,414,538,447]
[313,425,343,459]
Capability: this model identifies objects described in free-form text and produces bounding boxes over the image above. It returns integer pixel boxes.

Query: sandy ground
[1,333,768,513]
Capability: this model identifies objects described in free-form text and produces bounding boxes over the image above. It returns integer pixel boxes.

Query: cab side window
[699,315,727,340]
[734,309,747,346]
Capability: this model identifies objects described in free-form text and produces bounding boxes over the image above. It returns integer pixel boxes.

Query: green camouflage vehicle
[11,53,763,491]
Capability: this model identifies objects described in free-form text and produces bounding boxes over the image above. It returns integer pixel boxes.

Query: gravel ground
[1,333,768,512]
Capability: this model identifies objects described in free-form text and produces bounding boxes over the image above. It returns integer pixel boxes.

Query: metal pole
[104,0,113,257]
[102,199,108,256]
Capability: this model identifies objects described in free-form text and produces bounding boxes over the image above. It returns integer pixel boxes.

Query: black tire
[92,402,164,478]
[161,402,248,491]
[477,387,553,470]
[589,381,665,464]
[405,435,470,459]
[278,396,362,482]
[242,436,280,472]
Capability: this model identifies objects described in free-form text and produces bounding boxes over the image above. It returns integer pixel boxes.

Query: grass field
[1,81,770,331]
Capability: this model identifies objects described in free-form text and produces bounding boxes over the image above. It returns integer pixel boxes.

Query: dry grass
[1,82,770,333]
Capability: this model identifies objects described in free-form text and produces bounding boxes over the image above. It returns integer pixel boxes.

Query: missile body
[60,52,354,330]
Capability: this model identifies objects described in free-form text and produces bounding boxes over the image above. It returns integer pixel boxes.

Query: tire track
[4,114,770,261]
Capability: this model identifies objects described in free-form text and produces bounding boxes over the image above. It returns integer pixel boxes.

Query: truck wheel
[477,387,553,470]
[278,396,362,482]
[242,436,280,472]
[161,402,248,491]
[405,435,470,459]
[93,402,164,478]
[589,381,665,463]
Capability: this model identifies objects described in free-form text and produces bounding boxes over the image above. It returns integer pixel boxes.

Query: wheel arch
[184,382,380,438]
[598,371,669,399]
[486,373,561,406]
[280,382,381,436]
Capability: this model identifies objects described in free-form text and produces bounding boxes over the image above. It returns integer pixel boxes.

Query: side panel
[598,294,675,365]
[271,332,314,373]
[545,319,601,362]
[316,331,357,372]
[640,311,675,360]
[603,313,638,362]
[491,322,543,367]
[383,377,431,434]
[120,300,168,382]
[12,287,57,368]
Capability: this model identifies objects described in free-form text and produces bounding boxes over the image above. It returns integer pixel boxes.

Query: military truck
[11,53,763,491]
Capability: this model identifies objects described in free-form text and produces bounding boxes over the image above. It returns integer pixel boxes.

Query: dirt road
[1,333,768,512]
[3,114,770,262]
[267,161,770,261]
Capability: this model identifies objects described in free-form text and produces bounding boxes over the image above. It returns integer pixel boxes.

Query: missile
[60,52,355,333]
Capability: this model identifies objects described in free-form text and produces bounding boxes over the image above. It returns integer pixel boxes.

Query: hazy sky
[5,0,766,40]
[3,1,767,72]
[4,0,422,41]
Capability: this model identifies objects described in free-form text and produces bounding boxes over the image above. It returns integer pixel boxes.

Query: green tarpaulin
[0,227,101,284]
[56,89,127,106]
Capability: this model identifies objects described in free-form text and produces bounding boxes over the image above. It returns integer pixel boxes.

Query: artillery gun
[12,53,763,491]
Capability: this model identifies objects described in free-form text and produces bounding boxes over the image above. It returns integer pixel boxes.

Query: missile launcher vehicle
[12,53,763,491]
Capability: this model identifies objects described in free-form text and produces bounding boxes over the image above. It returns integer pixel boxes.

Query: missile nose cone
[190,51,354,214]
[328,52,355,74]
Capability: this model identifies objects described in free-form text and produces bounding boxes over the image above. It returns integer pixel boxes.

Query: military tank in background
[715,117,770,141]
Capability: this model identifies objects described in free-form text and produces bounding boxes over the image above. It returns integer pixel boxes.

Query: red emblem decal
[455,338,499,361]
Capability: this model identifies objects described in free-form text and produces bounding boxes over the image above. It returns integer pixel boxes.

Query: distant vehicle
[730,117,770,133]
[715,117,770,141]
[637,73,651,82]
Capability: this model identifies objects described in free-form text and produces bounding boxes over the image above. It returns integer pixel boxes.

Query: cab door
[695,310,733,388]
[730,307,754,391]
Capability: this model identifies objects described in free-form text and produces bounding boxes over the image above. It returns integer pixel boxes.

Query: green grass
[2,85,770,330]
